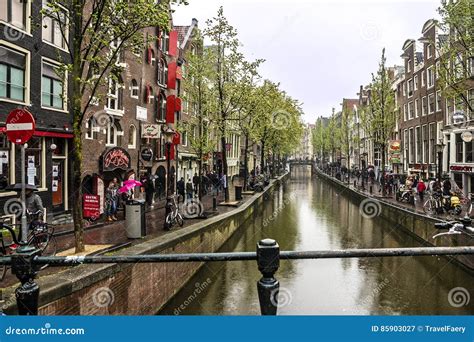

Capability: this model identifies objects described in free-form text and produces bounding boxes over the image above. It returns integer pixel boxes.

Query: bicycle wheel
[41,235,57,257]
[176,213,184,227]
[423,200,434,215]
[165,214,173,230]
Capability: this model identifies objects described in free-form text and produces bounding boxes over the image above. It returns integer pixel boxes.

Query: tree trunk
[243,133,249,191]
[381,143,386,196]
[260,140,265,173]
[221,135,229,202]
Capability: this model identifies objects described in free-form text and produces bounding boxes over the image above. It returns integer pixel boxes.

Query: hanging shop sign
[101,147,131,172]
[141,148,154,162]
[142,124,161,139]
[388,140,401,164]
[461,131,473,143]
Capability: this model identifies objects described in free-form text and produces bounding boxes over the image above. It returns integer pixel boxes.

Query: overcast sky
[172,0,440,124]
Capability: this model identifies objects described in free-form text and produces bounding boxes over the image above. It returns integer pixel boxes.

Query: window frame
[0,0,31,35]
[128,124,137,149]
[41,58,67,112]
[41,0,69,51]
[0,41,30,105]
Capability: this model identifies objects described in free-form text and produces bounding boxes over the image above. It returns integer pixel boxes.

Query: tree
[41,0,185,252]
[204,6,262,201]
[361,48,396,195]
[180,33,216,201]
[437,0,474,119]
[339,107,353,172]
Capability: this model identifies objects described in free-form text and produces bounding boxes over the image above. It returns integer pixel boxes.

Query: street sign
[5,109,36,145]
[461,131,473,143]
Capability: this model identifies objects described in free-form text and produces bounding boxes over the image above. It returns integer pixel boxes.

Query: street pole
[437,151,442,183]
[21,144,27,244]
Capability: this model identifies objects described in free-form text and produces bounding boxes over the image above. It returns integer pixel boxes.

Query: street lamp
[436,142,445,183]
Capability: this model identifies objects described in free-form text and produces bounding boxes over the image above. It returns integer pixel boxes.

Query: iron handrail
[1,246,474,266]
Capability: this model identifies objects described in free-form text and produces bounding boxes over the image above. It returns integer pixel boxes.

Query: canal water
[160,167,474,315]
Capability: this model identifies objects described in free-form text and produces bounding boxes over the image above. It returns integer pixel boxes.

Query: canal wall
[315,169,474,272]
[3,174,289,315]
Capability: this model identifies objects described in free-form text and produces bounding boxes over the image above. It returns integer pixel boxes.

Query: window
[0,0,27,30]
[128,125,137,149]
[427,66,434,88]
[415,98,419,117]
[422,96,427,116]
[85,117,98,140]
[421,70,425,87]
[402,82,406,96]
[455,133,463,163]
[403,104,407,121]
[429,123,436,164]
[408,79,413,97]
[106,78,123,111]
[130,79,139,98]
[42,0,68,49]
[407,59,411,73]
[466,140,474,163]
[404,129,408,167]
[416,126,422,163]
[414,75,418,91]
[0,136,11,191]
[156,92,166,122]
[105,121,122,146]
[160,30,169,53]
[428,94,435,114]
[158,59,168,87]
[25,138,43,188]
[427,44,433,59]
[422,125,428,163]
[41,60,64,109]
[144,85,154,104]
[436,90,442,112]
[0,45,26,102]
[182,131,188,146]
[408,101,414,119]
[469,89,474,118]
[409,128,415,164]
[454,52,463,79]
[435,61,440,79]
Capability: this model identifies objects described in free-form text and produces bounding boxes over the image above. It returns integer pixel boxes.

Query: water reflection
[160,167,474,315]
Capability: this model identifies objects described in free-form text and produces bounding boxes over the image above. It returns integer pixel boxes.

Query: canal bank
[2,173,290,315]
[315,168,474,272]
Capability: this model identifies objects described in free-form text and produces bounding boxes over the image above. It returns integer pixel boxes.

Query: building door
[52,160,64,211]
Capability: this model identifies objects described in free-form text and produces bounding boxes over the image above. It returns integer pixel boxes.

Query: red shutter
[169,30,178,56]
[176,66,182,80]
[166,95,176,124]
[175,97,182,111]
[147,47,153,64]
[167,62,177,90]
[172,132,181,145]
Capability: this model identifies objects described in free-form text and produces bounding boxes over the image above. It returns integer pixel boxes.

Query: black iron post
[256,239,280,316]
[164,142,172,229]
[437,150,443,183]
[12,246,40,315]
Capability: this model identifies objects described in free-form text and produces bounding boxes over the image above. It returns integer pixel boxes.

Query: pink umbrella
[119,180,142,194]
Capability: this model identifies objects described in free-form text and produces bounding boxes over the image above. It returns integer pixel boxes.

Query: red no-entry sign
[5,109,36,145]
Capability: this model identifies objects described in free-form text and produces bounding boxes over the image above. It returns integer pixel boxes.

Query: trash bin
[125,199,146,238]
[232,176,244,201]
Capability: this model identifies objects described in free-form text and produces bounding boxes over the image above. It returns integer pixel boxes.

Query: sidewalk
[0,185,259,287]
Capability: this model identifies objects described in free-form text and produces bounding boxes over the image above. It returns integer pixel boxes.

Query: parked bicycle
[433,216,474,240]
[164,196,184,231]
[423,191,464,217]
[0,212,57,281]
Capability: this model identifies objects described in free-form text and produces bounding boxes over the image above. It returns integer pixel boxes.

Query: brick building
[0,0,74,224]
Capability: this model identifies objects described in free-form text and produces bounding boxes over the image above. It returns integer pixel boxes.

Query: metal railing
[1,240,474,315]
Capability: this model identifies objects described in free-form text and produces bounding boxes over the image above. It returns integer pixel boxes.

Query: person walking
[192,173,199,196]
[417,179,426,202]
[144,174,155,208]
[177,177,185,203]
[105,182,117,222]
[186,178,193,200]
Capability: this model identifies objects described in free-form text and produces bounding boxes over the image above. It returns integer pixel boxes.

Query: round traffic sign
[5,109,36,145]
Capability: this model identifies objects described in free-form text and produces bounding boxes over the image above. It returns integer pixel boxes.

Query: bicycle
[164,196,184,231]
[433,216,474,240]
[0,212,57,281]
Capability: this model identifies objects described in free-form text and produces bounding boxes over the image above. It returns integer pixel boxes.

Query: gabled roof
[421,19,438,34]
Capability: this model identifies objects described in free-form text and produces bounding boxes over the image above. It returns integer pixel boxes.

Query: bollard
[369,186,373,194]
[213,196,217,211]
[256,239,280,315]
[353,180,356,187]
[12,246,40,315]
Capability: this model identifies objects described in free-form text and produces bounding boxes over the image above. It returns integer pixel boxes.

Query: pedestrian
[105,182,117,222]
[177,177,185,203]
[144,174,155,207]
[417,179,426,202]
[193,172,199,195]
[186,178,193,200]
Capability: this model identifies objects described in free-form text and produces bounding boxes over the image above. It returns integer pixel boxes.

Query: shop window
[0,0,27,31]
[0,45,27,102]
[42,60,65,110]
[0,136,11,191]
[51,138,66,156]
[25,138,43,188]
[42,0,68,49]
